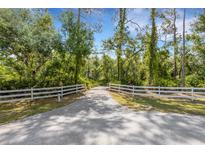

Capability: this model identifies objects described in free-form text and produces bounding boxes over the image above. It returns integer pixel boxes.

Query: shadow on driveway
[0,86,205,144]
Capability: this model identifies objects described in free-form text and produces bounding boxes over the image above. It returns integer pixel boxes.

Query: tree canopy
[0,8,205,90]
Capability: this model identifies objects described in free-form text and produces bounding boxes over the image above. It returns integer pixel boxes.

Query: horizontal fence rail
[109,83,205,101]
[0,84,85,103]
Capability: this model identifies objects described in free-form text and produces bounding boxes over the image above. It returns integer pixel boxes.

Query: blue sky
[48,8,204,54]
[48,8,116,53]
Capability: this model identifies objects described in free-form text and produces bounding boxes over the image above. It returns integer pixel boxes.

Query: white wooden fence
[109,83,205,101]
[0,84,85,103]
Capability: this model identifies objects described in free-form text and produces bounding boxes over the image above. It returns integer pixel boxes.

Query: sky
[48,8,204,55]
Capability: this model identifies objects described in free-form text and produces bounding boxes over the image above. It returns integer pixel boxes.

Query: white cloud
[175,14,197,35]
[126,9,150,34]
[126,8,199,36]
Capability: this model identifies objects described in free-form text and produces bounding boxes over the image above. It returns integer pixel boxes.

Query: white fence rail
[109,83,205,101]
[0,84,85,103]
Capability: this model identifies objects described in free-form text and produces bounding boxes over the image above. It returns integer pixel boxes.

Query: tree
[147,8,158,85]
[60,9,94,84]
[181,9,186,87]
[103,9,127,82]
[160,9,179,79]
[102,54,114,83]
[92,55,101,80]
[189,9,205,87]
[116,8,127,81]
[173,9,178,79]
[1,8,205,89]
[0,9,59,88]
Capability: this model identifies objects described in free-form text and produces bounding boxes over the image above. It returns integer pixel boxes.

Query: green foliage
[102,54,115,83]
[189,13,205,87]
[147,8,158,85]
[185,74,201,87]
[79,77,99,89]
[157,78,178,87]
[0,9,94,89]
[60,10,94,84]
[0,8,205,90]
[0,9,60,88]
[103,9,128,82]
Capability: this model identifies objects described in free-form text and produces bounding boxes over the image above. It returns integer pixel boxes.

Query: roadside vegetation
[1,9,205,90]
[0,93,84,125]
[1,8,205,123]
[110,92,205,116]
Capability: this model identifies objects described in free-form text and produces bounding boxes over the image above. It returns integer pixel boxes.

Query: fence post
[118,84,120,93]
[31,88,33,100]
[76,85,78,93]
[158,86,161,97]
[192,87,194,101]
[58,93,61,102]
[132,85,134,96]
[61,86,63,98]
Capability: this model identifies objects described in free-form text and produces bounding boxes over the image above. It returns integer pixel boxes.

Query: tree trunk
[74,55,80,84]
[149,8,157,85]
[173,8,178,79]
[181,8,186,87]
[74,8,81,84]
[117,8,126,81]
[117,54,120,81]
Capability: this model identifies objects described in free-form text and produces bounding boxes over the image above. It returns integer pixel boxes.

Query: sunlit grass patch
[0,93,84,125]
[110,92,205,116]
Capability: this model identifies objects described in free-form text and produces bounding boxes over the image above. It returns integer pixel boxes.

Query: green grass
[110,92,205,116]
[0,93,84,125]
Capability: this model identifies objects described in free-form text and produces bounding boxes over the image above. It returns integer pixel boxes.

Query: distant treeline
[0,9,205,89]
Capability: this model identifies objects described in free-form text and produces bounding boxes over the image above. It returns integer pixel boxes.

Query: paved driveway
[0,87,205,144]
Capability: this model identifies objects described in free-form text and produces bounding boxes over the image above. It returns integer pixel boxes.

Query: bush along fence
[0,84,85,103]
[109,83,205,101]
